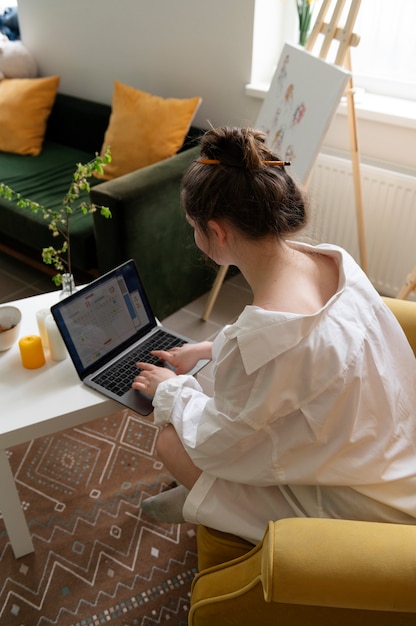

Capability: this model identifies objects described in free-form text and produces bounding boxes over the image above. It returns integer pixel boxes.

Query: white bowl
[0,305,22,351]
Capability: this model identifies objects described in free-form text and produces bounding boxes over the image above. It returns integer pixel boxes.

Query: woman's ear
[207,219,227,247]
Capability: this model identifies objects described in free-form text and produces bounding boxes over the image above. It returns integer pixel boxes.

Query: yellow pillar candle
[19,335,46,369]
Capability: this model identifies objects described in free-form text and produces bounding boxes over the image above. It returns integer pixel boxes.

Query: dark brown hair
[181,126,309,240]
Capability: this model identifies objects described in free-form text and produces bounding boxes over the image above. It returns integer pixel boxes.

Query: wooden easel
[305,0,367,274]
[201,0,366,321]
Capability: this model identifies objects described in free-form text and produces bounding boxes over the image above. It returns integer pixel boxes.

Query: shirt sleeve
[152,351,281,485]
[153,375,209,435]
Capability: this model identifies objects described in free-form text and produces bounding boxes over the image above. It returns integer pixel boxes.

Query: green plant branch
[0,148,112,287]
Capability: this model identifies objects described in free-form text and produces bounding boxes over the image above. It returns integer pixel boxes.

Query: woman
[133,126,416,544]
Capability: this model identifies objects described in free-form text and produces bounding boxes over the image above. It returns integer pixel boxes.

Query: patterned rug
[0,410,198,626]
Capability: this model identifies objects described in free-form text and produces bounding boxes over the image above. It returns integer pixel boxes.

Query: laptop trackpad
[122,388,153,416]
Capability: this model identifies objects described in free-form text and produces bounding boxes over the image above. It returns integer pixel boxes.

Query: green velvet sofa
[0,93,215,319]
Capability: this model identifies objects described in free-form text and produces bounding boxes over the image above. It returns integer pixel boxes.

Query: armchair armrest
[190,518,416,625]
[265,518,416,611]
[382,297,416,356]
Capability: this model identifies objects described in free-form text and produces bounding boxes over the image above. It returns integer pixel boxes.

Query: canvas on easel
[256,43,350,183]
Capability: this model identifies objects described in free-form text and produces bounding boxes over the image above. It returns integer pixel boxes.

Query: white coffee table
[0,290,120,558]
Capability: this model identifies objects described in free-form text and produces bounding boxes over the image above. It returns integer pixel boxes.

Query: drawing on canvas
[256,43,351,183]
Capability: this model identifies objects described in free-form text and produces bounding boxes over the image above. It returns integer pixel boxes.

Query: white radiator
[303,153,416,298]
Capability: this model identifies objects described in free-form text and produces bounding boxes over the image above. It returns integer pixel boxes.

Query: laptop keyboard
[92,330,184,397]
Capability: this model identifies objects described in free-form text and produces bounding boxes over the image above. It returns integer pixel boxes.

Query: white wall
[16,0,261,130]
[16,0,416,175]
[324,101,416,177]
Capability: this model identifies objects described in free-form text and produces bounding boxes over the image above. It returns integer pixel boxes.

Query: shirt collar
[223,244,346,375]
[224,309,321,375]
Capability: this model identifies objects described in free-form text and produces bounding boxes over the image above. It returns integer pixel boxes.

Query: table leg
[0,448,34,558]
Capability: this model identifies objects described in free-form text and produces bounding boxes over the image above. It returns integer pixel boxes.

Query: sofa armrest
[91,145,199,210]
[90,146,215,319]
[89,145,200,270]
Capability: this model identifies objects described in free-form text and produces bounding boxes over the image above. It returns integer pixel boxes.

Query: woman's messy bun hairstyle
[181,126,309,241]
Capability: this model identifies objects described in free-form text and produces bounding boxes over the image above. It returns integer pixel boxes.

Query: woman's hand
[132,362,177,397]
[150,341,212,375]
[132,341,213,397]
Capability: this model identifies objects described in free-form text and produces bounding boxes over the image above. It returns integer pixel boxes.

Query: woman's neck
[236,240,338,314]
[237,238,294,296]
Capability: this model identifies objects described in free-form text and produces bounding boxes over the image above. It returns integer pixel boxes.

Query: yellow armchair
[382,297,416,357]
[189,297,416,626]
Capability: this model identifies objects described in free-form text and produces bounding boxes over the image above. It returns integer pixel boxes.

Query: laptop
[51,259,208,415]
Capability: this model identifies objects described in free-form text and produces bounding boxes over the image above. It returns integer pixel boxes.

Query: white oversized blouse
[153,243,416,531]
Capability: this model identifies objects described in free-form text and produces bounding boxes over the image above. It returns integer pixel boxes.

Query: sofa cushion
[0,141,99,270]
[96,80,201,180]
[0,76,60,155]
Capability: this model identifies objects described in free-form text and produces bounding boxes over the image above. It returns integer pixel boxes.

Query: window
[351,0,416,101]
[251,0,416,103]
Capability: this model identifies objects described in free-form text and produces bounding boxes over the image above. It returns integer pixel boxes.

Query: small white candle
[36,308,51,348]
[45,314,67,361]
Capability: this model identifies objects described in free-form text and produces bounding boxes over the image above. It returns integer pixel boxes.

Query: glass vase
[59,273,77,299]
[298,28,309,46]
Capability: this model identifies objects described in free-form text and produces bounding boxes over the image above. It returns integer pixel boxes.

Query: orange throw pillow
[0,76,60,155]
[96,81,201,180]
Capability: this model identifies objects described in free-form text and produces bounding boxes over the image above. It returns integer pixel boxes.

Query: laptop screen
[51,260,156,378]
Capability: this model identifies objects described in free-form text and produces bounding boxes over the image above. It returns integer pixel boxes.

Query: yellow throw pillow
[96,81,201,180]
[0,76,60,156]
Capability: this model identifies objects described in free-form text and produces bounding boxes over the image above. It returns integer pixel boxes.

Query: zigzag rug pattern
[0,409,198,626]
